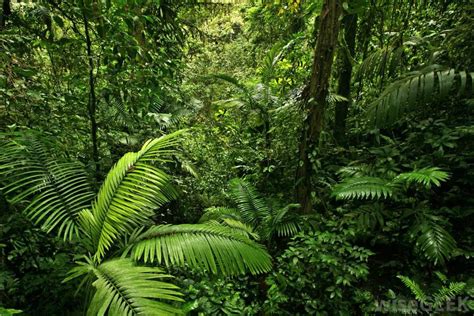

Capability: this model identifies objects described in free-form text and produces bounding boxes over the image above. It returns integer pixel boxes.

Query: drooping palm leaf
[129,224,272,276]
[367,65,473,126]
[413,220,457,265]
[0,134,94,240]
[86,131,183,261]
[66,257,184,316]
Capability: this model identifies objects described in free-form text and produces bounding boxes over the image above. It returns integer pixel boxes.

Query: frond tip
[395,167,449,188]
[130,224,272,275]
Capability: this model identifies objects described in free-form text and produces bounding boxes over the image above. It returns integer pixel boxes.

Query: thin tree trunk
[83,11,100,182]
[295,0,343,213]
[334,13,357,146]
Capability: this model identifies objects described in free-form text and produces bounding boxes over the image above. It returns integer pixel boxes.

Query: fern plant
[367,65,473,127]
[332,165,456,265]
[0,131,272,315]
[397,272,471,312]
[199,178,301,242]
[0,132,95,241]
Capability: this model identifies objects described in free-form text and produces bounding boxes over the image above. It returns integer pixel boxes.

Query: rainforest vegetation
[0,0,473,315]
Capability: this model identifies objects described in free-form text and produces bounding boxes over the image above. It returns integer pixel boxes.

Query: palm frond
[86,131,183,261]
[228,178,269,226]
[271,204,301,238]
[397,275,429,304]
[198,207,241,223]
[336,165,371,178]
[367,66,473,126]
[347,203,385,230]
[395,167,449,188]
[213,218,260,240]
[432,282,466,308]
[413,221,457,265]
[0,134,94,241]
[67,258,184,316]
[332,176,395,200]
[130,224,272,276]
[356,44,407,81]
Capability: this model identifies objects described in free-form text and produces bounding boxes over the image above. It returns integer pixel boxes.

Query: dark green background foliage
[1,0,473,315]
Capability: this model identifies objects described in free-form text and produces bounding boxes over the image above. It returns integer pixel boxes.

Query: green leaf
[130,223,272,275]
[332,176,394,200]
[414,221,456,265]
[85,131,184,261]
[80,258,183,316]
[397,275,428,303]
[0,134,94,241]
[394,167,449,188]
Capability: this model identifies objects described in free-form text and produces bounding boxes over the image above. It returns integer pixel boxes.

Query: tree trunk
[295,0,343,213]
[83,11,100,182]
[334,13,357,146]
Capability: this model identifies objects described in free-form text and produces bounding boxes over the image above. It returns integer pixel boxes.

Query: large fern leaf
[228,178,270,226]
[397,275,429,304]
[367,65,473,126]
[86,131,183,261]
[0,134,94,240]
[331,176,395,200]
[395,167,449,188]
[414,221,457,265]
[129,224,272,276]
[432,282,466,308]
[66,258,184,316]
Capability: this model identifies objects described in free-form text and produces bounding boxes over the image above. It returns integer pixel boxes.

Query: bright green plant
[393,272,474,314]
[199,178,301,242]
[0,131,272,315]
[332,165,456,265]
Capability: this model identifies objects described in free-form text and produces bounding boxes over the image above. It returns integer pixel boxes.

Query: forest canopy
[0,0,473,315]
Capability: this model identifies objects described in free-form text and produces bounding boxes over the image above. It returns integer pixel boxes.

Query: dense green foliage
[1,0,473,315]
